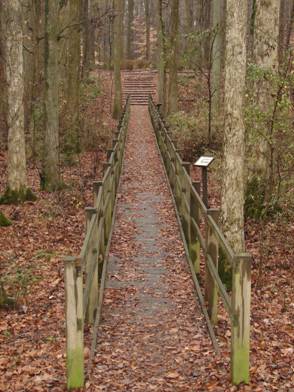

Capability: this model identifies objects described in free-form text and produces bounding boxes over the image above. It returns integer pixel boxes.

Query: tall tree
[0,13,8,150]
[42,0,60,190]
[127,0,134,59]
[82,0,90,78]
[2,0,27,194]
[112,0,123,119]
[253,0,280,185]
[167,0,179,114]
[158,0,167,112]
[211,0,225,115]
[197,0,211,68]
[221,0,248,253]
[65,0,81,154]
[278,0,294,66]
[144,0,151,61]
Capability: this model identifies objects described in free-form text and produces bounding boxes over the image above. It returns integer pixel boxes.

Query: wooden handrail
[64,97,130,390]
[148,95,251,386]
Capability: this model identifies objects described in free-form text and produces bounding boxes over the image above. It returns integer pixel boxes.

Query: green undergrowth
[0,187,37,205]
[0,263,42,308]
[245,177,282,221]
[0,212,11,227]
[0,283,15,309]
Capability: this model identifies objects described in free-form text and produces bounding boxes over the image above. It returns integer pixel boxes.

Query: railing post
[231,254,251,385]
[93,181,102,207]
[85,207,96,232]
[85,207,98,324]
[64,256,84,389]
[205,209,220,325]
[181,162,191,245]
[190,181,201,273]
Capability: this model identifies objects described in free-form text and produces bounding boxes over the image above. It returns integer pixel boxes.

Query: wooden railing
[149,96,251,385]
[64,98,130,389]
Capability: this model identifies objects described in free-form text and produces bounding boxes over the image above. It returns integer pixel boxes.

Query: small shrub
[0,212,11,227]
[0,187,37,205]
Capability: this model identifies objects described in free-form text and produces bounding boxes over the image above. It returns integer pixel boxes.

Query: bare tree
[2,0,27,195]
[221,0,248,253]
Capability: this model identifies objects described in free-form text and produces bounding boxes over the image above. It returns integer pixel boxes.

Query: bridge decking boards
[90,105,219,391]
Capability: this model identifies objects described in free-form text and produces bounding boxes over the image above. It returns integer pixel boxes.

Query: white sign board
[194,156,214,167]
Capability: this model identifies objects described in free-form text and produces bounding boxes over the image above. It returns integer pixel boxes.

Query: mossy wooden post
[182,162,191,245]
[205,209,220,325]
[231,254,251,385]
[85,207,98,324]
[107,149,114,160]
[64,256,84,389]
[190,181,201,273]
[93,181,102,207]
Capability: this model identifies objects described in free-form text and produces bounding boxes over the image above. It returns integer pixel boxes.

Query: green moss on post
[64,257,84,390]
[0,212,12,227]
[190,182,201,274]
[67,348,84,389]
[231,254,251,385]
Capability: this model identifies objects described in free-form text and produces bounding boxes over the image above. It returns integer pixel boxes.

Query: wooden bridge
[64,75,251,390]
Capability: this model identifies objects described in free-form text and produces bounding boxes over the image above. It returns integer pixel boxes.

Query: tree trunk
[65,0,81,154]
[144,0,151,61]
[221,0,248,253]
[167,0,179,114]
[2,0,27,193]
[185,0,193,35]
[0,11,8,150]
[253,0,280,183]
[82,0,90,78]
[279,0,294,66]
[127,0,134,59]
[112,0,123,119]
[158,0,167,112]
[197,0,211,68]
[211,0,225,116]
[43,0,60,190]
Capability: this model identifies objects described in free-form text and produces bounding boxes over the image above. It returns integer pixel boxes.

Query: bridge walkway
[90,105,215,391]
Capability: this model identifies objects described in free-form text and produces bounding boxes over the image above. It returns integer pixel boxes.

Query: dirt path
[88,106,221,391]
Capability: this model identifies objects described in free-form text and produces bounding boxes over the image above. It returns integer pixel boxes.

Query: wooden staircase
[123,70,157,106]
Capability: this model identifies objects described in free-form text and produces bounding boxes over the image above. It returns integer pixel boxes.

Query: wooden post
[231,254,251,385]
[85,207,98,324]
[103,162,111,174]
[182,162,191,244]
[190,181,201,273]
[205,209,220,325]
[85,207,96,231]
[93,181,103,206]
[64,257,84,389]
[107,149,114,160]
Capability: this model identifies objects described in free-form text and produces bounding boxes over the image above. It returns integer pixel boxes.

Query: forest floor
[0,70,293,391]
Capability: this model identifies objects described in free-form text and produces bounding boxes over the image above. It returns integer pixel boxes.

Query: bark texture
[43,0,60,190]
[112,0,123,119]
[158,0,167,111]
[2,0,27,192]
[221,0,248,253]
[127,0,134,59]
[253,0,280,180]
[211,0,225,114]
[144,0,151,61]
[167,0,179,114]
[66,0,81,153]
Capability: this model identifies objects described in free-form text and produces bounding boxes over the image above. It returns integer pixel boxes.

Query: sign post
[194,156,215,208]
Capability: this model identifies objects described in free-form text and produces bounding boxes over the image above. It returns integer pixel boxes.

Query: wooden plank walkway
[89,106,218,391]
